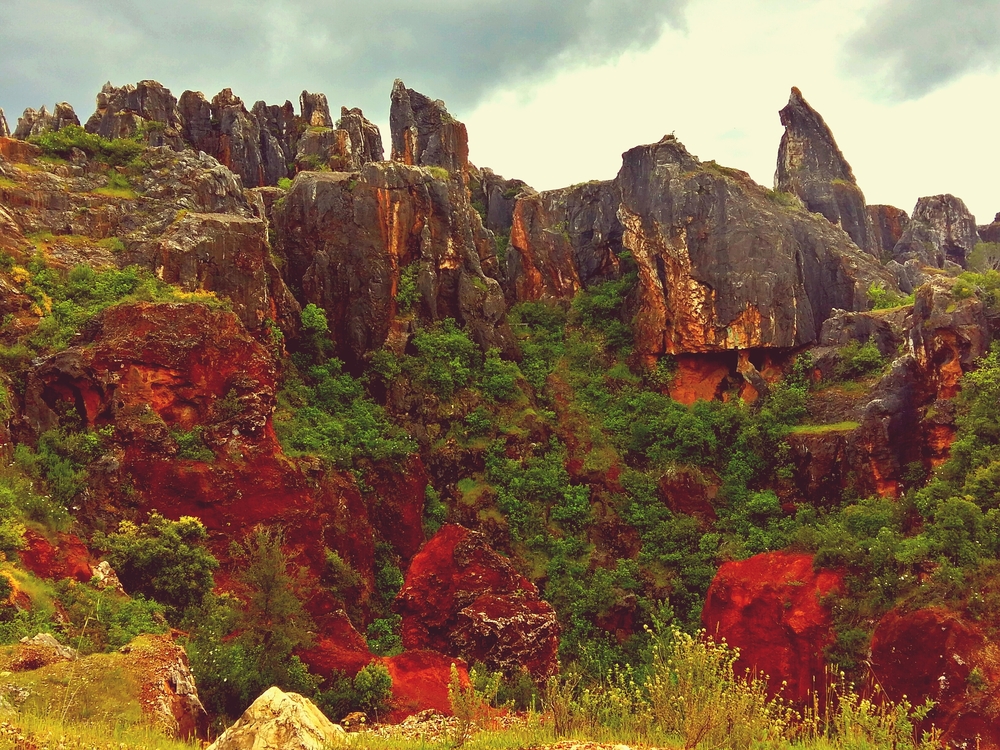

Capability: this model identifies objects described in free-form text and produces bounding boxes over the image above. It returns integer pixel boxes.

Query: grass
[789,421,860,435]
[0,713,197,750]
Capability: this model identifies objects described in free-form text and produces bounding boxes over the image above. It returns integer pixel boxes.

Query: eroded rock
[701,551,842,703]
[300,91,332,128]
[13,103,80,140]
[390,80,469,176]
[121,635,208,739]
[868,204,909,257]
[776,87,876,255]
[395,524,559,678]
[85,81,182,145]
[0,109,9,138]
[338,106,384,165]
[893,194,979,268]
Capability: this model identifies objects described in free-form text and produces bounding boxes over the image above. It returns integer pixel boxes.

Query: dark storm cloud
[0,0,687,126]
[844,0,1000,100]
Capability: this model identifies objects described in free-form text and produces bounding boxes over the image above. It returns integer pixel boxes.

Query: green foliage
[15,427,107,508]
[366,614,403,656]
[967,241,1000,273]
[834,338,886,380]
[276,358,415,467]
[572,274,635,351]
[323,548,362,601]
[953,269,1000,308]
[277,177,294,190]
[867,281,914,310]
[425,165,450,181]
[407,318,481,400]
[423,484,448,536]
[98,513,218,622]
[480,348,522,402]
[28,125,145,167]
[353,661,394,716]
[53,579,169,652]
[170,426,215,461]
[395,263,421,314]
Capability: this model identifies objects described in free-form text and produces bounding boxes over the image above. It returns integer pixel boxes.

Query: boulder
[300,91,332,128]
[871,607,1000,749]
[979,212,1000,244]
[252,99,302,169]
[18,530,93,582]
[395,524,559,678]
[776,87,877,255]
[207,686,345,750]
[0,633,79,672]
[121,635,208,739]
[701,551,843,703]
[13,103,80,139]
[272,164,516,366]
[892,194,979,268]
[0,109,9,138]
[294,127,354,172]
[338,106,384,165]
[150,211,299,332]
[84,81,182,145]
[390,80,469,176]
[868,204,909,256]
[617,136,893,357]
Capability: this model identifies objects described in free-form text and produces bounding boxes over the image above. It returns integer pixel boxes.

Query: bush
[480,348,522,402]
[395,263,421,314]
[408,319,481,400]
[28,125,144,167]
[867,282,914,310]
[353,661,393,717]
[99,513,218,622]
[834,339,886,380]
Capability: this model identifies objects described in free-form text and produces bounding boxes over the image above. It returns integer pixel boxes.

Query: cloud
[0,0,687,125]
[843,0,1000,100]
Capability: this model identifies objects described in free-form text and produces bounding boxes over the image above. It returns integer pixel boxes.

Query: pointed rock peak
[85,80,181,141]
[776,87,877,255]
[300,90,331,128]
[13,102,80,139]
[212,88,245,111]
[0,109,8,138]
[337,106,384,164]
[389,81,468,174]
[893,194,979,268]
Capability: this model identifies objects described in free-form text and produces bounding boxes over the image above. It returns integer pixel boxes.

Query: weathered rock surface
[121,634,208,739]
[979,212,1000,244]
[85,81,183,146]
[701,551,842,703]
[13,103,80,139]
[776,87,877,255]
[18,530,93,582]
[207,686,345,750]
[273,165,516,365]
[871,607,1000,749]
[395,524,559,678]
[0,633,78,672]
[473,167,534,236]
[0,109,9,138]
[300,91,333,128]
[338,106,384,165]
[390,80,469,176]
[892,194,979,268]
[383,650,470,723]
[868,204,909,256]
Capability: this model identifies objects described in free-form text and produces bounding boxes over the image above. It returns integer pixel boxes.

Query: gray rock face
[0,109,9,138]
[892,194,979,268]
[273,163,516,366]
[390,80,469,175]
[299,91,332,128]
[84,81,182,144]
[979,212,1000,244]
[252,99,301,169]
[337,106,384,165]
[868,204,910,256]
[775,87,877,255]
[474,168,534,236]
[13,103,80,139]
[294,127,352,172]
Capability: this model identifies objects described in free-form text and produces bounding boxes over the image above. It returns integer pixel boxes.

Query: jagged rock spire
[0,109,9,138]
[776,87,877,255]
[389,79,469,175]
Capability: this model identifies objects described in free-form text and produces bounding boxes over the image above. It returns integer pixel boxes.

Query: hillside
[0,81,999,749]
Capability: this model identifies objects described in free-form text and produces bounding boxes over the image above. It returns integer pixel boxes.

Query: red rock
[701,551,842,703]
[0,137,41,163]
[301,611,376,680]
[669,353,734,405]
[18,530,93,582]
[870,607,1000,749]
[396,524,559,678]
[383,650,469,723]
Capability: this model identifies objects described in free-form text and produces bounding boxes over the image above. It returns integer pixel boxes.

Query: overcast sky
[2,0,999,221]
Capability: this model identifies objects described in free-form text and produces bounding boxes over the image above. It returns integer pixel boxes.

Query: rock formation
[892,194,979,268]
[871,607,1000,748]
[207,687,346,750]
[272,164,516,366]
[338,106,384,165]
[395,524,560,678]
[701,551,842,703]
[868,204,909,256]
[775,87,877,255]
[474,167,534,235]
[300,91,333,128]
[0,109,9,138]
[18,530,93,582]
[13,103,80,139]
[85,81,182,145]
[122,635,209,739]
[390,80,469,175]
[979,212,1000,244]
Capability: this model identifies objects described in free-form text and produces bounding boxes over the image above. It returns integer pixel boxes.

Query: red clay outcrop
[383,650,470,723]
[18,530,93,582]
[702,551,842,703]
[871,607,1000,749]
[396,524,560,678]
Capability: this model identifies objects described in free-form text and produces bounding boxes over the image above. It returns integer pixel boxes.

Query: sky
[2,0,999,221]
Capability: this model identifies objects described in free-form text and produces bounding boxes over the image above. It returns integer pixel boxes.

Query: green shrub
[366,615,403,656]
[98,514,218,622]
[28,125,144,167]
[407,318,481,400]
[834,339,886,380]
[353,662,393,718]
[480,348,522,402]
[867,281,914,310]
[171,426,214,461]
[277,177,293,191]
[395,263,421,314]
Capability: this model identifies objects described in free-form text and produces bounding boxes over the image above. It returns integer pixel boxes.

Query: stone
[84,81,182,145]
[871,607,1000,749]
[252,99,301,165]
[776,87,877,255]
[207,686,346,750]
[701,551,843,703]
[383,650,470,723]
[868,204,909,256]
[338,106,384,165]
[395,524,559,678]
[892,194,979,268]
[17,530,93,582]
[13,103,80,139]
[91,560,125,593]
[9,633,79,670]
[979,211,1000,244]
[119,635,208,738]
[294,127,354,172]
[300,91,332,128]
[272,164,516,367]
[474,167,534,235]
[0,109,8,138]
[390,80,469,175]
